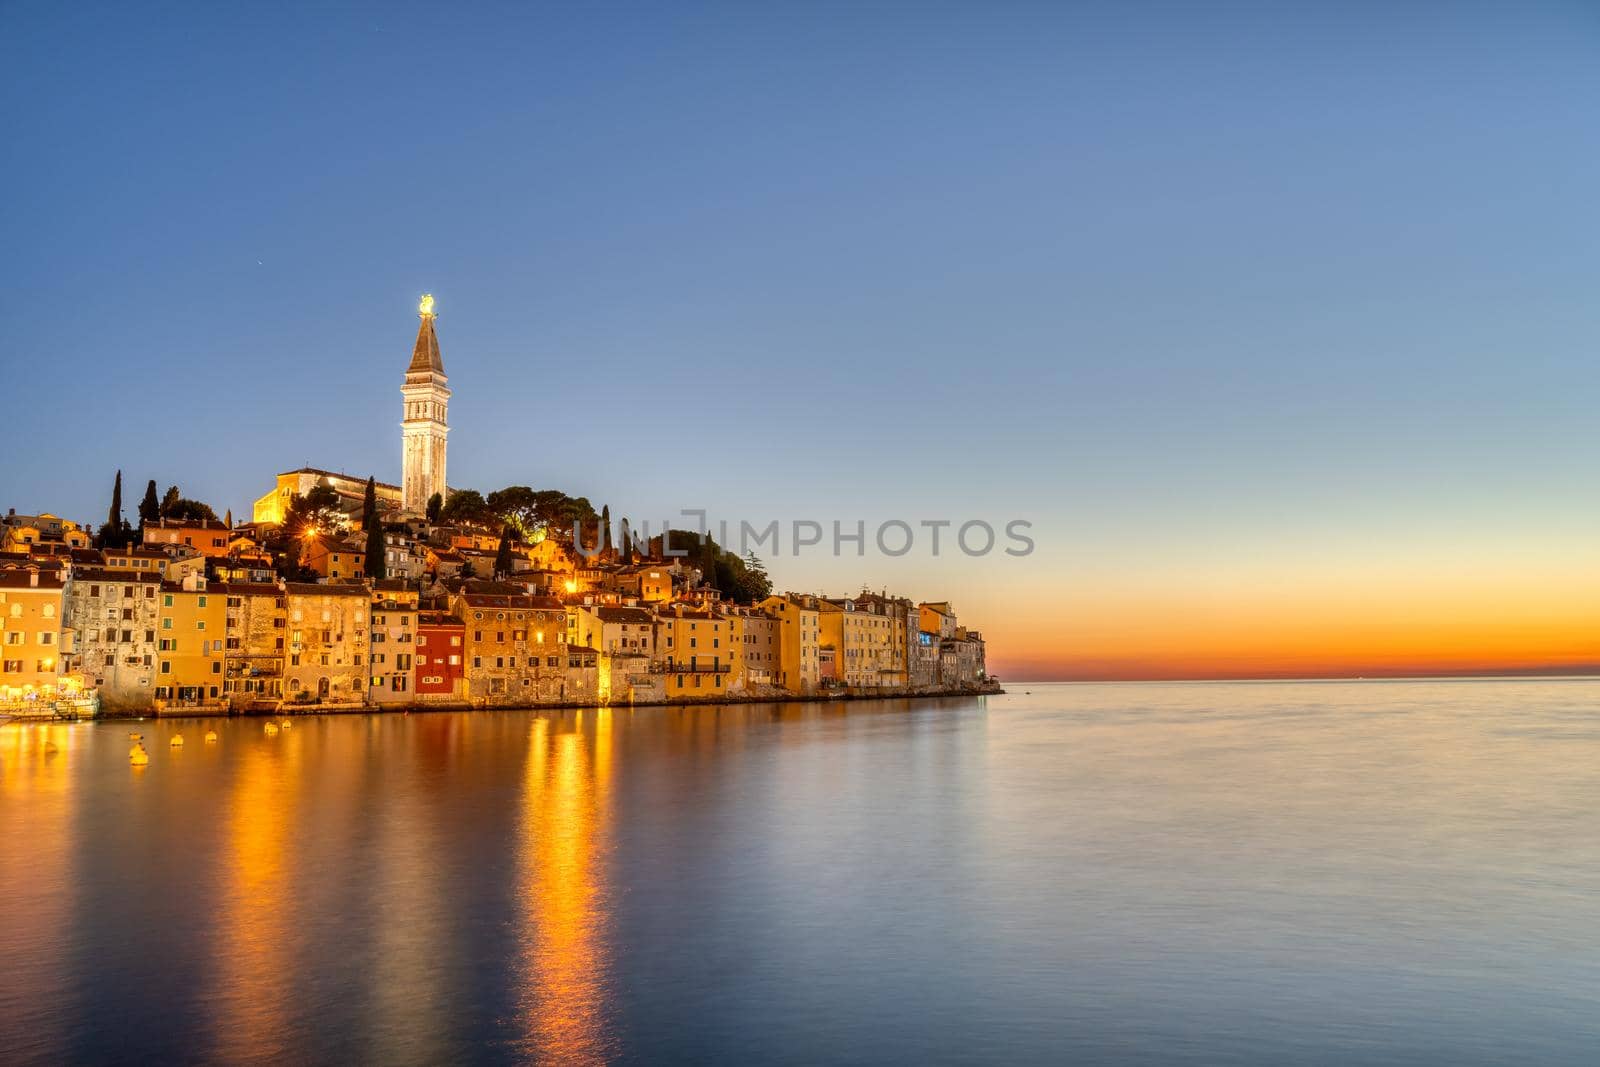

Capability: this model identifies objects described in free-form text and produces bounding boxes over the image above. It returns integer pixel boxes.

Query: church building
[401,293,450,512]
[252,294,451,525]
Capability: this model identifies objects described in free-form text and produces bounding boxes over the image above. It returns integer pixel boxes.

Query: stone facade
[222,582,286,709]
[283,583,370,705]
[63,568,160,711]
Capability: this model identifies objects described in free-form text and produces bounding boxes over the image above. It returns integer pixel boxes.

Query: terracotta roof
[278,468,402,492]
[215,582,284,596]
[0,569,65,590]
[418,612,463,627]
[147,517,229,531]
[71,568,162,584]
[595,606,654,624]
[283,582,368,598]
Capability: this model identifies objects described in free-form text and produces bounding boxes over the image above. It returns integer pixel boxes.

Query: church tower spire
[401,293,450,513]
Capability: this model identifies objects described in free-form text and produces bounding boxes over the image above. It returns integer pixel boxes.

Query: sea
[2,679,1596,1064]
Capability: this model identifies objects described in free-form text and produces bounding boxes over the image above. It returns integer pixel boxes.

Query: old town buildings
[0,297,992,716]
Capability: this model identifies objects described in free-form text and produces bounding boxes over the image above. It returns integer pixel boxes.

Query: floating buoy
[264,722,279,736]
[128,732,144,741]
[130,743,149,766]
[279,719,292,729]
[170,734,184,747]
[205,730,218,743]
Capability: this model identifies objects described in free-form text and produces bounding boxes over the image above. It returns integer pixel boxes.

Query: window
[162,618,173,630]
[42,603,55,618]
[161,661,171,674]
[164,594,173,607]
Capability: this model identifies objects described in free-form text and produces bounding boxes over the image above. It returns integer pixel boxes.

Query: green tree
[365,516,387,580]
[138,480,161,531]
[440,488,489,527]
[99,470,124,549]
[281,486,342,542]
[619,518,633,560]
[361,476,378,530]
[733,552,773,604]
[600,505,613,555]
[487,486,539,535]
[165,499,218,523]
[160,485,181,518]
[493,524,515,579]
[426,492,443,523]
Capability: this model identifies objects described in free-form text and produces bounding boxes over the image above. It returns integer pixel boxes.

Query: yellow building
[0,566,67,702]
[758,594,820,693]
[727,606,780,688]
[252,468,402,526]
[369,580,419,704]
[0,513,90,553]
[656,604,731,696]
[817,597,898,688]
[305,537,366,580]
[849,592,913,687]
[156,577,228,707]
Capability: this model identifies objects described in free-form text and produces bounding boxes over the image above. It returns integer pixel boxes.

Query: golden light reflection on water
[0,724,77,1060]
[214,732,299,1064]
[516,710,615,1064]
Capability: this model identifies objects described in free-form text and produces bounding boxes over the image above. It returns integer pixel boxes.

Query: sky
[7,2,1600,680]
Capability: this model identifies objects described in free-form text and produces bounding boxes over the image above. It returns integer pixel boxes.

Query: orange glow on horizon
[973,563,1600,681]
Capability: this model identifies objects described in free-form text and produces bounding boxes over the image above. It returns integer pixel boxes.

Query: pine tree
[101,470,124,549]
[138,480,160,531]
[426,492,443,523]
[493,524,515,579]
[365,516,387,581]
[362,476,378,530]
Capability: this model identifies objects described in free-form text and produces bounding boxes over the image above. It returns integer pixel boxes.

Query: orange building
[143,517,232,557]
[0,566,68,703]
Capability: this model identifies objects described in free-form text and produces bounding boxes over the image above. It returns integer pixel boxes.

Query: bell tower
[401,293,450,513]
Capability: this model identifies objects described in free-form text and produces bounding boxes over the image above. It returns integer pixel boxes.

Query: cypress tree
[138,480,160,531]
[701,536,719,592]
[494,524,515,579]
[102,470,124,549]
[362,476,378,530]
[619,518,633,560]
[600,505,613,555]
[365,516,387,580]
[426,492,443,524]
[160,485,181,518]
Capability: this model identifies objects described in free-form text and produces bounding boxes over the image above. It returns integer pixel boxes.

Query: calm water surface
[2,680,1598,1064]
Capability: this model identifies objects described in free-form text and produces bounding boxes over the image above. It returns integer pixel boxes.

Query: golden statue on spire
[418,293,436,317]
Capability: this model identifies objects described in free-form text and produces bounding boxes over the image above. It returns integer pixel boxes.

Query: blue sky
[8,2,1600,675]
